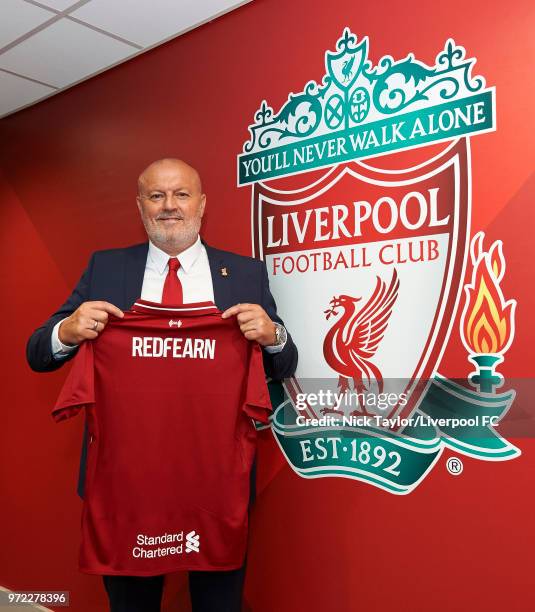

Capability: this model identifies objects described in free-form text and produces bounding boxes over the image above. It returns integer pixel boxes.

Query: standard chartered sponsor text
[133,532,184,558]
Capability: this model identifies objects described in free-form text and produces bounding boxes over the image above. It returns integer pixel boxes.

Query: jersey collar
[131,299,220,316]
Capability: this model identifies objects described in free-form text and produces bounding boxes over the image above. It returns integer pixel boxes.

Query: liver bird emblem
[342,56,355,82]
[322,269,400,415]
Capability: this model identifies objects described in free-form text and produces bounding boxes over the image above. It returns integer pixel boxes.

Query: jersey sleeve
[52,340,95,423]
[242,342,272,424]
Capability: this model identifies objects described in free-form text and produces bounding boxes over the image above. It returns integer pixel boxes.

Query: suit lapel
[205,243,233,310]
[124,242,149,309]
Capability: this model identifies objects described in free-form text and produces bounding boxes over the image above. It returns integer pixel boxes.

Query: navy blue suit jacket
[26,241,298,498]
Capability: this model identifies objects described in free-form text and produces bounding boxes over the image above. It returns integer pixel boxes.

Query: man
[26,158,298,612]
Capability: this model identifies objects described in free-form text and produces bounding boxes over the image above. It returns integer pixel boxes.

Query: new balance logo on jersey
[185,531,200,553]
[168,319,182,328]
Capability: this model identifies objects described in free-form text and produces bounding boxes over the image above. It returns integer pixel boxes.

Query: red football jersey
[52,300,271,576]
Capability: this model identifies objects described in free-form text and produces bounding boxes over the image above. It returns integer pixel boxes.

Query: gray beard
[142,216,202,255]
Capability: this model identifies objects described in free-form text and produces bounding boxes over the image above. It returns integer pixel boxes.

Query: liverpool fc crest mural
[237,28,518,494]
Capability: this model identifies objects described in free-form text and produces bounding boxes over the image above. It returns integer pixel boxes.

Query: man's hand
[221,303,276,346]
[58,301,124,346]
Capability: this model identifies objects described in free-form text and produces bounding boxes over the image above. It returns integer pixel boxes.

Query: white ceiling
[0,0,251,118]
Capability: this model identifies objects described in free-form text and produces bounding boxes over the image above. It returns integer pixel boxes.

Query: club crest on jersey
[237,28,519,494]
[168,319,182,328]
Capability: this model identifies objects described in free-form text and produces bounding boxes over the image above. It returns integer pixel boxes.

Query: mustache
[155,214,184,220]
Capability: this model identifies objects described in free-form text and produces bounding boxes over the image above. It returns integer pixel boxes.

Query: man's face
[136,161,206,254]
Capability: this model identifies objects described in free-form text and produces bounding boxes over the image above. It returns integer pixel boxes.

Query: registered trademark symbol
[446,457,464,475]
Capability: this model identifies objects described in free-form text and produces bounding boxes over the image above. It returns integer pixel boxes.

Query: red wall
[1,0,534,610]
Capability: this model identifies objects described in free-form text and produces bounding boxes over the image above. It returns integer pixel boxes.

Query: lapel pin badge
[220,267,229,277]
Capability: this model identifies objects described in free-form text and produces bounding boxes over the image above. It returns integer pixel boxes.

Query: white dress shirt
[52,236,284,357]
[141,236,214,303]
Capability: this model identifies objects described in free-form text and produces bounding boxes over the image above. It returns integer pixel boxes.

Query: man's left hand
[221,303,276,346]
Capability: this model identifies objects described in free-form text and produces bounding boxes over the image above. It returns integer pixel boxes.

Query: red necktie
[162,257,183,304]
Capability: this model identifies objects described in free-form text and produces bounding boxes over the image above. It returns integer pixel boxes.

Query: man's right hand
[58,301,124,346]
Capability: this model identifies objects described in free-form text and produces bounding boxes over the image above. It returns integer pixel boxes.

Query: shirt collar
[148,236,203,275]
